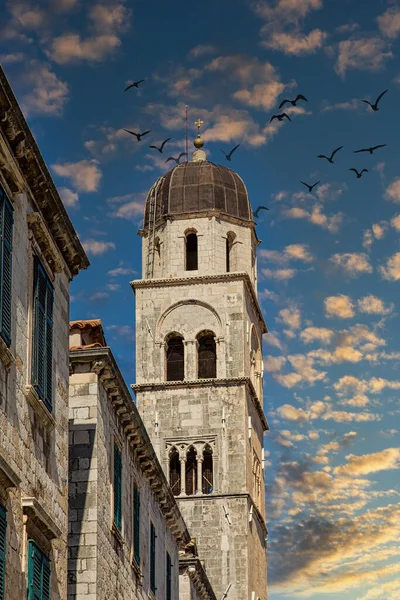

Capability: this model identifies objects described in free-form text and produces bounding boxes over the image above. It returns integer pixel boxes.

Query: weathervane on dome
[192,118,206,161]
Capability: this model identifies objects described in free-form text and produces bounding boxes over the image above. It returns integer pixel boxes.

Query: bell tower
[131,124,268,600]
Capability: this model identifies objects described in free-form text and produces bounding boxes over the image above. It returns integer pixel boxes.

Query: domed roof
[143,161,253,229]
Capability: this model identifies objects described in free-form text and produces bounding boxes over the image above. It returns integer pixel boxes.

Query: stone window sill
[148,591,157,600]
[131,557,142,579]
[24,385,55,430]
[0,335,15,370]
[111,522,124,546]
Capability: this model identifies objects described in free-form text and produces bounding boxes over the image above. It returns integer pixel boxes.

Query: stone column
[180,458,187,496]
[184,339,196,380]
[197,457,203,494]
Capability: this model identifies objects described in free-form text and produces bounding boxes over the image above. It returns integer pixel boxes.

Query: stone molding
[69,346,191,548]
[22,496,62,540]
[24,384,56,430]
[27,212,64,275]
[0,334,15,370]
[179,557,217,600]
[130,271,267,334]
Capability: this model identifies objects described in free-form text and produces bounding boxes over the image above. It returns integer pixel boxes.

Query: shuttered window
[150,522,156,594]
[133,483,140,564]
[113,442,122,531]
[27,540,50,600]
[166,552,172,600]
[0,505,6,600]
[32,258,54,412]
[0,186,13,347]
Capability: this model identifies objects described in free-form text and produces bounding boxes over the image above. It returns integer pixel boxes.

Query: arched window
[226,232,235,273]
[169,448,181,496]
[197,331,216,379]
[202,445,213,494]
[154,237,161,271]
[185,447,197,495]
[166,335,184,381]
[185,232,198,271]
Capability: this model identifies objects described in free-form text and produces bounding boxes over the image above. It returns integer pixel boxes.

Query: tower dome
[143,161,253,229]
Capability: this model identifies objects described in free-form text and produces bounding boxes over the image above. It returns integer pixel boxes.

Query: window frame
[27,539,50,600]
[0,185,13,348]
[166,551,172,600]
[113,441,122,532]
[132,482,140,566]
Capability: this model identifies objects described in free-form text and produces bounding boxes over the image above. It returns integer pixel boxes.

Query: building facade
[132,138,268,600]
[0,67,88,600]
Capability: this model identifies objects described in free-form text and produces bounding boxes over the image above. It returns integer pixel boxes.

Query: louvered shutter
[133,484,140,564]
[0,193,13,347]
[27,541,51,600]
[150,523,156,593]
[166,552,172,600]
[44,283,53,412]
[113,443,122,530]
[42,555,50,600]
[0,505,6,600]
[32,259,53,412]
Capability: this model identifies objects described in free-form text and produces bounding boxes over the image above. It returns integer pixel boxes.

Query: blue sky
[2,0,400,597]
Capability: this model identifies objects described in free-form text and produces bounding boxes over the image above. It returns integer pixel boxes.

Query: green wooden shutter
[133,484,140,564]
[0,187,13,347]
[32,259,53,412]
[113,443,122,531]
[166,552,172,600]
[27,541,50,600]
[0,505,6,600]
[150,522,156,594]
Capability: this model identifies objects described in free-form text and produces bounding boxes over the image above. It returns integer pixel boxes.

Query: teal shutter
[0,505,6,600]
[150,522,156,594]
[27,541,50,600]
[113,443,122,531]
[133,484,140,564]
[32,259,53,412]
[166,552,172,600]
[0,186,13,347]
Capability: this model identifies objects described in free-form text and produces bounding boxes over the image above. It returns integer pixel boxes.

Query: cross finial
[194,118,204,133]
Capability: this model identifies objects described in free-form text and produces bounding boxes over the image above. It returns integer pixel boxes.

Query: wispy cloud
[263,28,327,55]
[379,252,400,281]
[59,187,79,208]
[108,192,145,221]
[377,6,400,39]
[20,61,69,116]
[325,294,355,319]
[335,37,393,77]
[82,239,115,256]
[385,177,400,203]
[52,159,102,192]
[330,252,373,277]
[283,203,343,232]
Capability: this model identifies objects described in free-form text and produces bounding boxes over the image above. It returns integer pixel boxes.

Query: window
[166,552,172,600]
[166,335,184,381]
[113,442,122,531]
[133,483,140,565]
[185,447,197,495]
[27,540,50,600]
[169,448,181,496]
[226,232,235,273]
[32,258,54,412]
[185,232,198,271]
[197,331,216,379]
[202,445,213,494]
[0,505,6,600]
[0,186,13,347]
[150,522,156,595]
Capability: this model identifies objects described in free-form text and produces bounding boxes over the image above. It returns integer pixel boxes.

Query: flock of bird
[122,79,389,219]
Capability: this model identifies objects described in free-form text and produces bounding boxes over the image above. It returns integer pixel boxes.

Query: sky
[1,0,400,597]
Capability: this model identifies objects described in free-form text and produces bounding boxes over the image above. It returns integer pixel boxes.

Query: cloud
[89,3,131,33]
[277,404,309,423]
[336,448,400,476]
[21,62,69,117]
[315,182,345,202]
[82,239,115,256]
[357,295,393,315]
[300,327,335,344]
[259,243,313,265]
[322,98,360,112]
[385,177,400,203]
[391,214,400,231]
[89,291,109,301]
[108,264,136,277]
[59,187,79,207]
[9,1,46,29]
[283,203,343,232]
[264,332,284,350]
[377,7,400,39]
[52,160,102,192]
[335,37,393,77]
[277,307,301,329]
[261,268,297,281]
[379,252,400,281]
[263,28,327,55]
[106,324,134,337]
[264,355,287,372]
[325,294,355,319]
[330,252,373,276]
[108,192,145,220]
[189,44,216,58]
[274,353,327,388]
[0,52,24,64]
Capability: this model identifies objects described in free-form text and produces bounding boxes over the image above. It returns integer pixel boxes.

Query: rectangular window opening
[27,540,50,600]
[0,185,13,348]
[133,483,140,565]
[113,442,122,531]
[150,522,156,594]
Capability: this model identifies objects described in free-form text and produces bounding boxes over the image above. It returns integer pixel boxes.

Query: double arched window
[164,330,218,381]
[197,330,217,379]
[168,444,214,496]
[166,334,184,381]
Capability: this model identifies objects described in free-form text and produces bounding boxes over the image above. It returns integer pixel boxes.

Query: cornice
[0,66,89,277]
[130,271,267,334]
[69,346,191,547]
[27,212,64,275]
[22,496,62,540]
[131,376,269,431]
[179,557,217,600]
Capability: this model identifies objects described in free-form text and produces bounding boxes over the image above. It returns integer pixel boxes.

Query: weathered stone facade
[0,66,88,600]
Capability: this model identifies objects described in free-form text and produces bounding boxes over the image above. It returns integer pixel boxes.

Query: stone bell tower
[131,122,268,600]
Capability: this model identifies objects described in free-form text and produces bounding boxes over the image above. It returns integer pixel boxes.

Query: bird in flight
[279,94,308,109]
[253,205,269,218]
[317,146,343,163]
[300,180,320,193]
[270,113,291,123]
[361,89,388,112]
[149,138,172,153]
[124,129,152,141]
[165,152,188,164]
[349,168,368,179]
[353,144,386,155]
[221,144,240,161]
[124,79,145,92]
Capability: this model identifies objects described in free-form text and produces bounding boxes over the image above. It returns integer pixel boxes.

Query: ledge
[0,335,15,370]
[0,451,21,492]
[24,385,55,430]
[22,497,61,540]
[131,557,142,580]
[27,212,64,275]
[111,523,124,546]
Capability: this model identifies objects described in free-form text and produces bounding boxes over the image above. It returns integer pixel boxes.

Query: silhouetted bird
[353,144,386,155]
[349,168,368,179]
[149,138,171,153]
[124,79,145,92]
[124,129,152,141]
[165,152,188,164]
[221,144,240,161]
[253,205,269,218]
[270,113,291,123]
[300,180,320,193]
[362,90,388,111]
[317,146,343,163]
[279,94,308,109]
